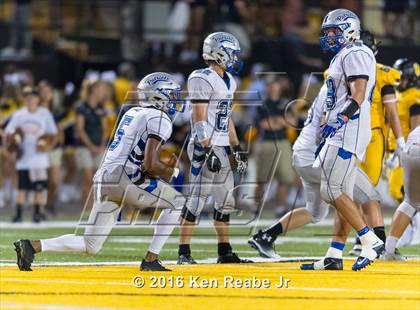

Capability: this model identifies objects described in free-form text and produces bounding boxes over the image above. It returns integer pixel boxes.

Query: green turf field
[1,223,419,264]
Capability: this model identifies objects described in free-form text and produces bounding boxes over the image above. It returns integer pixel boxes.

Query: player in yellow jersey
[383,59,420,260]
[387,59,420,203]
[338,31,404,256]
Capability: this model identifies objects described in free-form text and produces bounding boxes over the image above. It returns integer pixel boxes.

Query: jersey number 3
[109,115,134,151]
[215,100,232,132]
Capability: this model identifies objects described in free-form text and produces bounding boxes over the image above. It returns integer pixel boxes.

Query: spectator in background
[382,0,409,40]
[38,80,63,215]
[75,81,108,206]
[0,0,33,59]
[254,77,296,215]
[0,81,22,209]
[114,62,137,105]
[5,86,57,222]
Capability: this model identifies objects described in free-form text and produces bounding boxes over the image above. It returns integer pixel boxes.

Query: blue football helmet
[320,9,361,53]
[137,72,184,115]
[202,32,243,74]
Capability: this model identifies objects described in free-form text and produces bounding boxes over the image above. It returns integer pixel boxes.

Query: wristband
[340,98,360,118]
[396,137,406,149]
[194,121,209,142]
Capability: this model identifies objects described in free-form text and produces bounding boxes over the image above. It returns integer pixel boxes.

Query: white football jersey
[324,42,376,160]
[188,67,237,146]
[406,125,420,150]
[5,106,57,170]
[293,84,327,166]
[99,107,172,181]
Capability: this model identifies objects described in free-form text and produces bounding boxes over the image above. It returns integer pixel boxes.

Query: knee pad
[397,201,416,218]
[181,206,197,222]
[308,201,329,224]
[213,209,230,222]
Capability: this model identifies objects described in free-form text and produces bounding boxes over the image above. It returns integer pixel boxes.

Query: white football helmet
[320,9,361,53]
[137,72,184,115]
[202,32,243,74]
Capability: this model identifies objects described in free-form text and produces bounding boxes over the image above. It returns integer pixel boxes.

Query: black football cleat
[248,230,279,259]
[140,259,171,271]
[14,239,35,271]
[177,254,197,265]
[300,257,343,270]
[217,252,253,264]
[11,214,22,223]
[32,212,46,223]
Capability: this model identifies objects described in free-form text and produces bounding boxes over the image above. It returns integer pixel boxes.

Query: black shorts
[17,169,48,191]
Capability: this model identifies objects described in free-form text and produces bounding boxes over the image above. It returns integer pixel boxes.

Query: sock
[357,226,370,237]
[373,226,386,244]
[218,243,232,256]
[178,244,191,256]
[34,204,41,215]
[325,242,344,259]
[148,209,181,255]
[359,229,379,246]
[385,236,399,254]
[40,234,86,252]
[263,222,283,240]
[15,204,22,217]
[355,237,361,245]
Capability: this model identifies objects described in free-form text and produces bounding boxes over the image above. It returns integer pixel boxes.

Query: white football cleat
[352,240,384,271]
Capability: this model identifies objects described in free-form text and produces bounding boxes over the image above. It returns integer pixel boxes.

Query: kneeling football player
[14,73,186,271]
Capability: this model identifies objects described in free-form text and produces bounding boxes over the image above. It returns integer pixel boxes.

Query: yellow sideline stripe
[1,261,419,310]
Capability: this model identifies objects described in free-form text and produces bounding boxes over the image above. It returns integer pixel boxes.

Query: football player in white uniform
[14,73,186,271]
[177,32,249,264]
[249,84,381,264]
[383,68,420,261]
[300,9,383,271]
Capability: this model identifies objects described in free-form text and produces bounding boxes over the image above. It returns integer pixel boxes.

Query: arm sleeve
[188,77,213,101]
[381,85,396,98]
[45,111,58,134]
[409,104,420,117]
[342,50,374,82]
[147,116,173,143]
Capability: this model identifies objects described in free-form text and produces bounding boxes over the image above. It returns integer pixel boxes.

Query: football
[7,127,24,158]
[159,148,177,167]
[36,134,54,152]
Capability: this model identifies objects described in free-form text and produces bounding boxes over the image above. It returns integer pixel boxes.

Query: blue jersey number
[325,77,336,111]
[215,100,232,132]
[368,82,375,104]
[109,115,134,151]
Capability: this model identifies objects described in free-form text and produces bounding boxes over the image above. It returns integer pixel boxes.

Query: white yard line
[108,236,335,244]
[1,256,419,268]
[0,218,394,229]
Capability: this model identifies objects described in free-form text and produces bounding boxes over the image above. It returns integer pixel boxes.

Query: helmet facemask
[221,46,243,74]
[320,26,347,53]
[158,86,185,115]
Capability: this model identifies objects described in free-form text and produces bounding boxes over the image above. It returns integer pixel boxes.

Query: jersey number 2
[215,100,232,132]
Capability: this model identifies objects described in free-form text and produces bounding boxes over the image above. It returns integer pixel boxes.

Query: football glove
[321,114,346,139]
[233,144,248,174]
[387,138,406,170]
[205,147,222,173]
